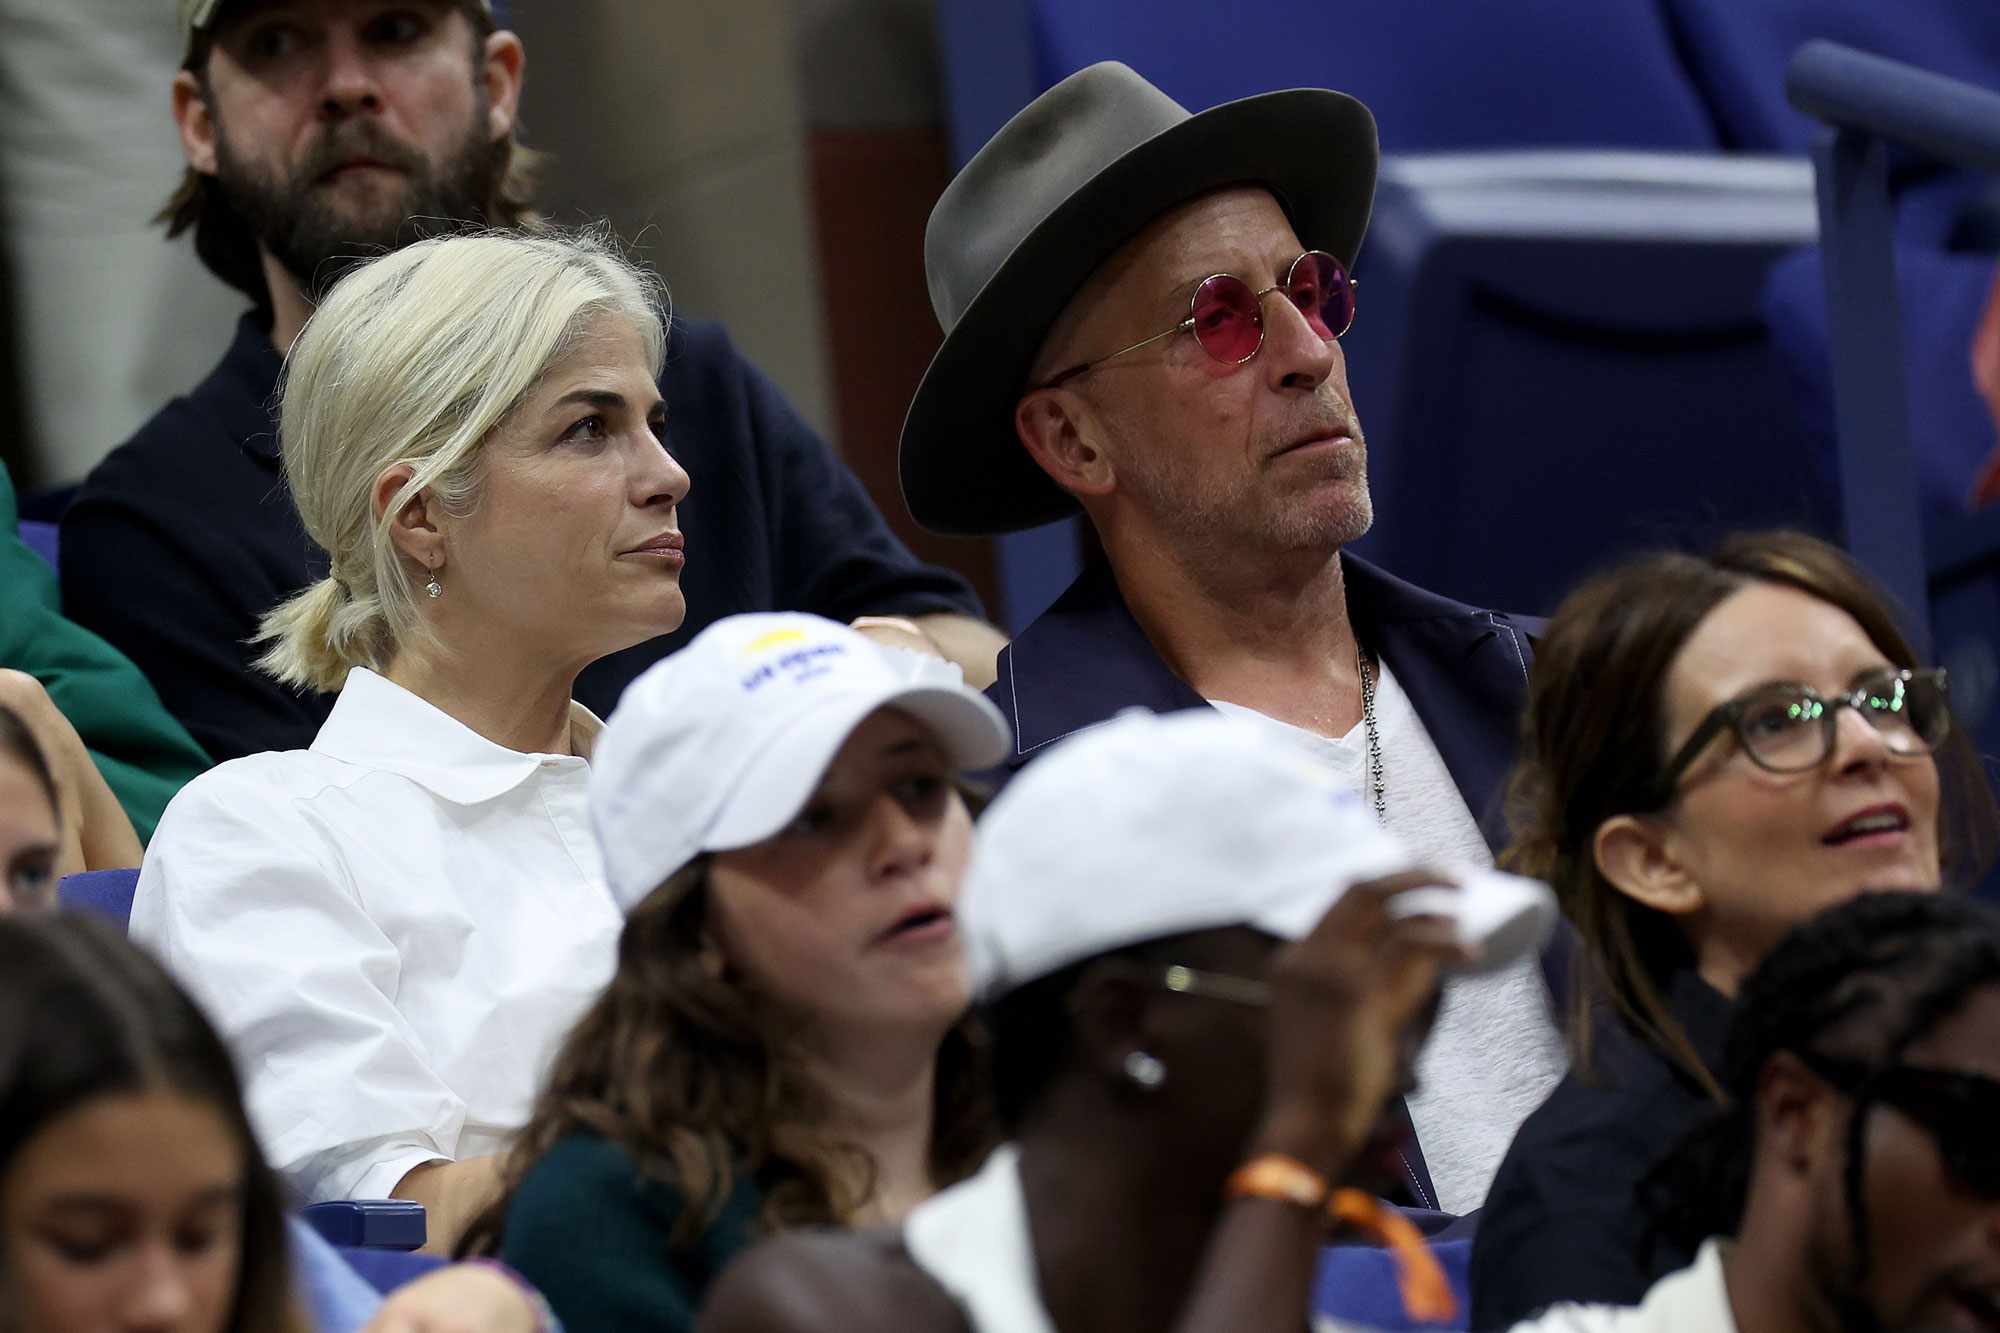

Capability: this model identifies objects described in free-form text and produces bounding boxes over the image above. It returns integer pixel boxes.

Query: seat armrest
[302,1199,428,1251]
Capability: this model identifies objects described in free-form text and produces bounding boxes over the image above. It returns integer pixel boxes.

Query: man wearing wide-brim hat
[899,63,1566,1222]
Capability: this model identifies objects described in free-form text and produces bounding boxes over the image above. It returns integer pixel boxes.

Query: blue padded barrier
[58,868,138,932]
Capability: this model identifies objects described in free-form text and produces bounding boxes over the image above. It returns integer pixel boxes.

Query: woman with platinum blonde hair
[133,226,692,1255]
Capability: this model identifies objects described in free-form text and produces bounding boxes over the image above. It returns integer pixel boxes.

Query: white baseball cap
[589,613,1012,912]
[962,709,1558,999]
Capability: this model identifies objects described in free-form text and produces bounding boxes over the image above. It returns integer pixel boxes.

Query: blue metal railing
[1785,40,2000,648]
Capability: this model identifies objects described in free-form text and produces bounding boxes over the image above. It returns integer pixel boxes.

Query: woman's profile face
[1641,580,1942,988]
[0,751,60,913]
[438,311,691,669]
[707,708,975,1043]
[0,1089,245,1333]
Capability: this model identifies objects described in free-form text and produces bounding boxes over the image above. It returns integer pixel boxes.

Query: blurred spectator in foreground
[0,702,62,912]
[0,909,560,1332]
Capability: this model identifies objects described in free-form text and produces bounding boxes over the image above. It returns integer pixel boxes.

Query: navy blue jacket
[985,551,1548,1210]
[1469,971,1731,1328]
[63,313,982,763]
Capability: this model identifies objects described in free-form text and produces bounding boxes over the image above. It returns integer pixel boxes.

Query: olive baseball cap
[179,0,497,59]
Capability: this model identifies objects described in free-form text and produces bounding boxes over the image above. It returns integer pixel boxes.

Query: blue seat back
[940,0,1719,160]
[58,868,139,932]
[1314,1236,1473,1331]
[19,520,58,571]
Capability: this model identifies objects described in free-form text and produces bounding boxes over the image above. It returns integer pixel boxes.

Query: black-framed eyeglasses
[1801,1052,2000,1198]
[1653,667,1949,805]
[1154,964,1272,1007]
[1038,250,1357,390]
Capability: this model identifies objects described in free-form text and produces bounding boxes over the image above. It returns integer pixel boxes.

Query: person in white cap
[699,708,1557,1333]
[457,612,1011,1333]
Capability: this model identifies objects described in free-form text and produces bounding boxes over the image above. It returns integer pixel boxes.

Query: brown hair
[0,914,310,1332]
[158,1,545,306]
[459,854,995,1256]
[1504,530,1999,1099]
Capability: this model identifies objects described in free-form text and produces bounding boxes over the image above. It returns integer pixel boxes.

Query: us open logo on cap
[738,628,849,692]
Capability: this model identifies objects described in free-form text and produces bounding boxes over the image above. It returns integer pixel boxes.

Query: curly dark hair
[1503,530,1999,1098]
[1643,890,2000,1280]
[459,854,995,1256]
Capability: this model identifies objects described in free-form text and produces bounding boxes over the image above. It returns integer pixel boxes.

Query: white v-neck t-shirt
[1210,663,1565,1215]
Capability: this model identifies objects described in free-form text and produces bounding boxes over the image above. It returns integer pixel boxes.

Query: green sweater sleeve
[0,468,210,842]
[500,1133,763,1333]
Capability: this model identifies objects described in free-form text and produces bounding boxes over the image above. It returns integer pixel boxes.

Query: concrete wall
[511,0,834,439]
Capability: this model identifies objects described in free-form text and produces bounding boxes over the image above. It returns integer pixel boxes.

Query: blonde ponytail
[252,576,395,694]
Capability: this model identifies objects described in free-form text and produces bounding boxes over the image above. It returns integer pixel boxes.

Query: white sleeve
[131,766,464,1203]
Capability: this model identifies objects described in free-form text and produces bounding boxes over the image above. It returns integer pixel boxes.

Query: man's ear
[1755,1049,1841,1180]
[1014,389,1115,501]
[1594,813,1707,918]
[481,30,526,144]
[372,465,445,573]
[173,69,219,176]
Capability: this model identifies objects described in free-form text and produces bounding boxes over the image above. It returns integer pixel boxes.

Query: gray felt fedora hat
[899,62,1378,537]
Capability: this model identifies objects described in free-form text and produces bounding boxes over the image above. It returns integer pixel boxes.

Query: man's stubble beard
[1113,419,1375,569]
[210,96,503,303]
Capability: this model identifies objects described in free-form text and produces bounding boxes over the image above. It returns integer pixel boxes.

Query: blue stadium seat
[937,0,1720,162]
[18,519,57,571]
[1315,1236,1473,1331]
[333,1246,447,1296]
[1342,152,1835,615]
[58,868,138,931]
[1762,245,1996,519]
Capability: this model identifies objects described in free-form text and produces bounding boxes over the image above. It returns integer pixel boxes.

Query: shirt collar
[311,668,602,804]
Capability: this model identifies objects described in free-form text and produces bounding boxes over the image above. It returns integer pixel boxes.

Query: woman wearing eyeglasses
[1467,529,1998,1330]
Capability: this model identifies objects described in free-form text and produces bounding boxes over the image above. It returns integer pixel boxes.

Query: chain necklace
[1357,642,1386,821]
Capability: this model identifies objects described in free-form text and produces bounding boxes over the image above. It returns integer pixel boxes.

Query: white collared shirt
[132,668,621,1203]
[1508,1241,1739,1332]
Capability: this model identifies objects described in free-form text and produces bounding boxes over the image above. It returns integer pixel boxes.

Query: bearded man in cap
[898,63,1563,1219]
[61,0,1002,765]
